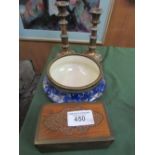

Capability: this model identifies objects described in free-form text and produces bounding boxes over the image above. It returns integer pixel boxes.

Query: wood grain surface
[35,103,112,142]
[19,41,52,74]
[104,0,135,47]
[34,103,114,151]
[35,103,112,143]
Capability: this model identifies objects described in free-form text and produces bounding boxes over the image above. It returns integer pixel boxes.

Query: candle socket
[56,1,69,16]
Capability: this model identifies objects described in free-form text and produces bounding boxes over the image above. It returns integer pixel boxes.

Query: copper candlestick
[56,1,73,56]
[84,7,103,62]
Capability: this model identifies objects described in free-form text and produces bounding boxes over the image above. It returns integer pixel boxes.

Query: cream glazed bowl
[43,54,106,103]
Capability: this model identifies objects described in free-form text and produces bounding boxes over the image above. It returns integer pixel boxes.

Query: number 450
[74,115,85,122]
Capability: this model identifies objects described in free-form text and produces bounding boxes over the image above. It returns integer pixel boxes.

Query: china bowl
[43,54,106,103]
[47,54,102,91]
[43,76,106,103]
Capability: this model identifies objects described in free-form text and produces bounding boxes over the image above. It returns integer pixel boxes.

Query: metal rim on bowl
[47,54,103,91]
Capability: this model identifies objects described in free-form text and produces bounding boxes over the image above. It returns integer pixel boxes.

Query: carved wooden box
[34,102,114,152]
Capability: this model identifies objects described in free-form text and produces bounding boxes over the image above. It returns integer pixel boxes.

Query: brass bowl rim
[47,54,102,91]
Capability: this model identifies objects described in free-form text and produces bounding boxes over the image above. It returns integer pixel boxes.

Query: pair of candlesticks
[56,1,102,62]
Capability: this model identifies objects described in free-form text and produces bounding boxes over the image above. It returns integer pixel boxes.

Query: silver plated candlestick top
[56,1,74,56]
[84,7,103,62]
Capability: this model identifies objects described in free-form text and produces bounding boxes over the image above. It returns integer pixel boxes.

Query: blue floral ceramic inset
[43,76,106,103]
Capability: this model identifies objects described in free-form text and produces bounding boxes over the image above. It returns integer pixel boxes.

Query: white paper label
[67,110,94,127]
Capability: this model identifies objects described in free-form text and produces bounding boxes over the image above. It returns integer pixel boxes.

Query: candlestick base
[57,49,75,57]
[84,51,103,63]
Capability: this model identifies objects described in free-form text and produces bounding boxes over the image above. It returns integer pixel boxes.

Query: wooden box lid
[34,102,114,152]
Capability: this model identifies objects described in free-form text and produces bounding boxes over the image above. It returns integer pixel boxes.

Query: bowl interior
[48,55,101,89]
